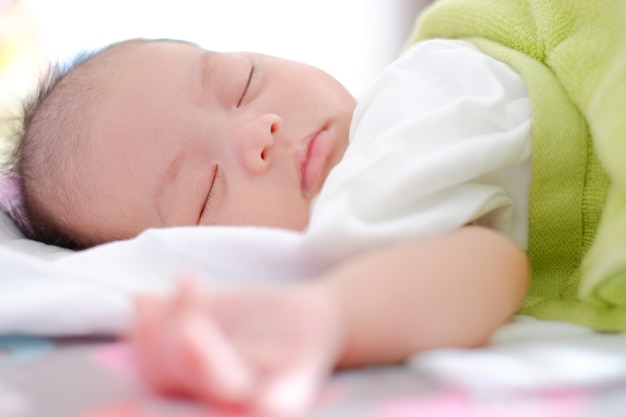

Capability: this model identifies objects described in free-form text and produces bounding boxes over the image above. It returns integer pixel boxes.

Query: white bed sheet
[1,209,317,335]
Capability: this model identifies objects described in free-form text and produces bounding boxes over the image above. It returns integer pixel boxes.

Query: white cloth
[304,39,532,267]
[0,39,531,336]
[411,315,626,390]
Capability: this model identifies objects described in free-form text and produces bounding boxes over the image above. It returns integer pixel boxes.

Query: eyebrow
[198,51,216,103]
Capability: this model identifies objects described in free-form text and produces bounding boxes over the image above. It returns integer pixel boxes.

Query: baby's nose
[241,113,281,173]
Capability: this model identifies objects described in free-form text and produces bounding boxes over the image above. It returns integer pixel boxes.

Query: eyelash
[236,65,255,108]
[200,165,219,221]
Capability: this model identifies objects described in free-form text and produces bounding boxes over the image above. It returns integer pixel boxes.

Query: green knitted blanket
[408,0,626,331]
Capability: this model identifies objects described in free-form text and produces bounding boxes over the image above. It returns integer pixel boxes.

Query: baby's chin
[313,138,348,196]
[263,214,311,233]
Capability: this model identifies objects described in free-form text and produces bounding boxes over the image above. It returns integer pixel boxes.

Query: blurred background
[0,0,432,157]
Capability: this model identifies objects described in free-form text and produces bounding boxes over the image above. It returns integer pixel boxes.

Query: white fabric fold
[304,39,532,266]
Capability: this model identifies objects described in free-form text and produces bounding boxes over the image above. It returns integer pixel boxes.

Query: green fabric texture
[407,0,626,331]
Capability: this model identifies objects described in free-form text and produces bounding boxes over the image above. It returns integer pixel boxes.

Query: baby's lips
[300,129,331,195]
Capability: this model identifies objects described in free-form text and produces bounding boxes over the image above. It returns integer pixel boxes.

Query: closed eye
[199,165,219,223]
[236,65,255,108]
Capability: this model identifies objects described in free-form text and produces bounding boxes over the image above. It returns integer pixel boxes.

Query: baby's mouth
[297,129,331,196]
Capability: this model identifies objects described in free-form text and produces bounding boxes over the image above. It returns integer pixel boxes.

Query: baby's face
[73,41,355,243]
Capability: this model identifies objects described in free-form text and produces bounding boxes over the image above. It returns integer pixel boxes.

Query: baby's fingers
[171,279,256,405]
[178,314,255,405]
[132,283,255,406]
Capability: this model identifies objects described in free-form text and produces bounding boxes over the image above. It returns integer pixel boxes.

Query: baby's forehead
[81,40,206,156]
[105,38,206,59]
[87,39,202,75]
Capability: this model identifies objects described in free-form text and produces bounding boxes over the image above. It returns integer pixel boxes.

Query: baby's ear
[0,174,20,212]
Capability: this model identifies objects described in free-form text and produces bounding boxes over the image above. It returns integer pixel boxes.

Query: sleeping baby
[3,0,626,414]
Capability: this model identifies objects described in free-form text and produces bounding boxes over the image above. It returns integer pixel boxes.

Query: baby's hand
[129,277,344,416]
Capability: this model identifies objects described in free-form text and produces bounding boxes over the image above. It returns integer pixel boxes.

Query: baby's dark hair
[1,51,101,249]
[1,39,153,249]
[2,38,198,249]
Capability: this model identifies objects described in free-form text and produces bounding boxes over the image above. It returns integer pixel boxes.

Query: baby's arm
[129,225,528,415]
[323,225,528,367]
